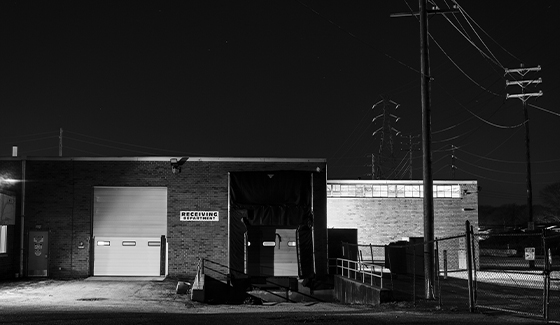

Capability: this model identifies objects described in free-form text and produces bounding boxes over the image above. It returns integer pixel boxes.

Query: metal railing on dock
[335,258,390,288]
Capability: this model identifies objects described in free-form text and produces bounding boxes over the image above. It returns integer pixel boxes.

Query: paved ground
[0,277,547,324]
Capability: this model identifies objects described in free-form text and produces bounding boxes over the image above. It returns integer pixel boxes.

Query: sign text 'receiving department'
[180,211,219,221]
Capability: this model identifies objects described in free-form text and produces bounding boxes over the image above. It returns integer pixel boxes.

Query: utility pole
[451,145,458,179]
[505,65,542,231]
[59,128,63,157]
[371,154,375,180]
[391,1,459,300]
[418,0,435,300]
[365,154,376,180]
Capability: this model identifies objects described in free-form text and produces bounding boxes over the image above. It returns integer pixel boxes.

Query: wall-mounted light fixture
[170,157,189,174]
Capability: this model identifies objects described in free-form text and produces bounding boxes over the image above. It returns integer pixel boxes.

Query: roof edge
[0,156,327,163]
[328,179,478,185]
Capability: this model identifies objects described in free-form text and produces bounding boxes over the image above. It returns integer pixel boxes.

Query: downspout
[19,159,26,277]
[311,172,316,274]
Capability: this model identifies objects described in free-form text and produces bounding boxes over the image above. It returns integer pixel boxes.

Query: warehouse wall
[20,158,327,279]
[0,160,23,280]
[327,182,478,245]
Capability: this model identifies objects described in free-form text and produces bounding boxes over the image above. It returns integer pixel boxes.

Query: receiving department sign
[180,211,219,222]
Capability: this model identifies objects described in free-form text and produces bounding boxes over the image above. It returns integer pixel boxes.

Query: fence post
[413,243,416,305]
[542,229,550,321]
[466,220,475,312]
[471,224,477,303]
[443,250,448,279]
[435,238,441,308]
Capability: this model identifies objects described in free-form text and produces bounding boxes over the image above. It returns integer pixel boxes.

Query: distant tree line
[479,181,560,230]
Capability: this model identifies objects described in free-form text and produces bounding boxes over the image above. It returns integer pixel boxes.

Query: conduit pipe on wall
[19,159,26,277]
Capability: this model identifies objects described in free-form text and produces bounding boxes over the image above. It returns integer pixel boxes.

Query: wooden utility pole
[505,65,542,231]
[59,128,63,157]
[365,153,376,180]
[451,145,457,179]
[418,0,435,300]
[391,0,459,300]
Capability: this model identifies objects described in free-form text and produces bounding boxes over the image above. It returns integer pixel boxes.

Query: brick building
[327,179,478,246]
[0,157,327,281]
[0,157,478,281]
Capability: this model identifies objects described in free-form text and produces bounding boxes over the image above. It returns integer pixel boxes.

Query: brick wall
[327,183,478,245]
[20,158,327,279]
[0,160,23,280]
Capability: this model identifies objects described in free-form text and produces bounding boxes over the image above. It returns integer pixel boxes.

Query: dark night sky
[0,1,558,207]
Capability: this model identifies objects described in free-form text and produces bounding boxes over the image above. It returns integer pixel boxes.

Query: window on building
[364,185,373,197]
[355,185,364,197]
[0,225,7,254]
[331,184,341,197]
[388,185,396,197]
[451,185,461,198]
[326,183,464,199]
[396,185,406,197]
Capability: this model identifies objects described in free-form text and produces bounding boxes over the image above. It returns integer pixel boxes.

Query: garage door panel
[93,187,167,276]
[94,237,161,276]
[93,187,167,238]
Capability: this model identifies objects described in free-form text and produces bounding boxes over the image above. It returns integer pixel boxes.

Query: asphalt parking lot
[0,277,545,324]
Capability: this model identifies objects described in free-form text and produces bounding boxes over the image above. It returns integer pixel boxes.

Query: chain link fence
[473,230,560,323]
[473,232,545,317]
[332,224,560,322]
[337,234,471,310]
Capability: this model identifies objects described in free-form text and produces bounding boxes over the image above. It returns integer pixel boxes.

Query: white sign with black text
[180,211,219,222]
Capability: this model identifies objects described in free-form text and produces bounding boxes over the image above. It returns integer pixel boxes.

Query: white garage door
[93,187,167,276]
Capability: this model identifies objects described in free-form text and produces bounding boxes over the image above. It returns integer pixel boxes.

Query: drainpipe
[19,159,26,277]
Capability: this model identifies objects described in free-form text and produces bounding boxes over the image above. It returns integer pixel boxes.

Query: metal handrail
[335,257,389,288]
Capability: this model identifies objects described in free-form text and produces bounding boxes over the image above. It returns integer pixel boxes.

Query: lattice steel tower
[370,97,401,179]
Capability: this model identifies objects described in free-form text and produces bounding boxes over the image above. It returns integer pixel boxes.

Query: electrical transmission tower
[400,134,421,180]
[505,64,542,231]
[370,97,401,180]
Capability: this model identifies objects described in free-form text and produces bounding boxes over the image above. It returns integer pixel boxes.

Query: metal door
[246,227,298,277]
[246,227,275,276]
[273,229,298,276]
[28,230,49,277]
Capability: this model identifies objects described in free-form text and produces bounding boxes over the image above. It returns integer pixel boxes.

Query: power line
[431,75,509,135]
[296,0,422,75]
[455,167,526,185]
[455,2,505,69]
[434,82,526,129]
[64,146,104,156]
[441,8,502,69]
[0,130,58,139]
[429,33,501,96]
[0,135,58,145]
[452,0,522,63]
[528,103,560,118]
[459,148,560,164]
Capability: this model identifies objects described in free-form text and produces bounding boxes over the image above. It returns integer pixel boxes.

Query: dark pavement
[0,277,545,324]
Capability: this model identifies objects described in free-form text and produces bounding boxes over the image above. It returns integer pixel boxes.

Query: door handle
[276,233,282,249]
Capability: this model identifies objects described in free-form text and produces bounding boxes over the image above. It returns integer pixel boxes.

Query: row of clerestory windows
[327,184,462,199]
